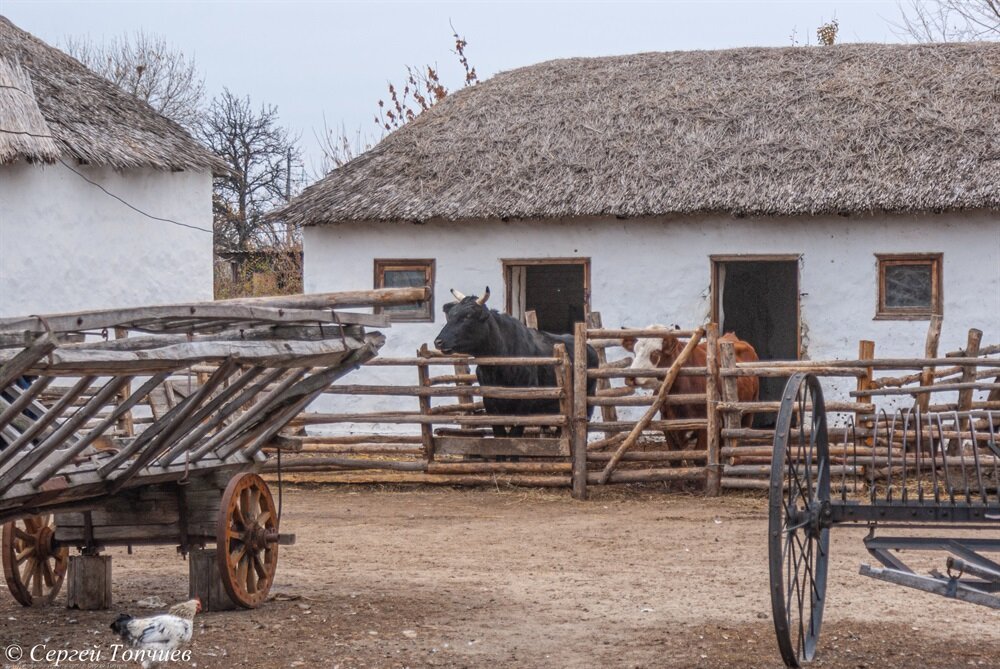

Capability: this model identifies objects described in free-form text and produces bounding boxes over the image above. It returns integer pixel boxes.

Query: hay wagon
[0,288,422,609]
[768,372,999,667]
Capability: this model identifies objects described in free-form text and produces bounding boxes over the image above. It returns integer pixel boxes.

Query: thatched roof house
[294,42,998,421]
[0,16,220,170]
[0,17,218,317]
[283,42,999,225]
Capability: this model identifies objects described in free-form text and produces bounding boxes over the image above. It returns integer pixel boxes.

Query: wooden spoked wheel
[217,473,279,608]
[2,514,69,606]
[769,373,831,667]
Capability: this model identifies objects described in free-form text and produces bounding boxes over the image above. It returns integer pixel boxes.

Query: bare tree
[893,0,1000,41]
[64,31,205,129]
[317,24,478,175]
[197,89,302,254]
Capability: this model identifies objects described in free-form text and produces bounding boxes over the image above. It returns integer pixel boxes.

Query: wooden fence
[269,318,998,500]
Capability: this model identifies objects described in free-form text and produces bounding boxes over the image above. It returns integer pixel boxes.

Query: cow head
[622,324,681,389]
[433,287,492,354]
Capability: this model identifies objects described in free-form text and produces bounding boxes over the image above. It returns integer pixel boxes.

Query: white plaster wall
[303,211,1000,426]
[0,161,213,318]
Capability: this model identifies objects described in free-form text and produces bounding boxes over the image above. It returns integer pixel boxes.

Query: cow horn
[450,289,466,301]
[476,287,491,305]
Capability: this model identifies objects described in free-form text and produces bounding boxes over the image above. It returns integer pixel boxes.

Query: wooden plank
[588,393,704,407]
[156,366,272,465]
[0,332,54,387]
[588,467,704,484]
[587,328,697,339]
[0,289,423,335]
[0,337,370,375]
[296,412,567,427]
[720,366,867,377]
[853,382,1000,397]
[434,436,568,457]
[427,461,571,474]
[0,376,95,474]
[737,357,1000,370]
[264,456,426,472]
[319,384,563,399]
[587,419,707,432]
[15,376,132,490]
[0,376,53,432]
[367,355,561,367]
[589,367,707,379]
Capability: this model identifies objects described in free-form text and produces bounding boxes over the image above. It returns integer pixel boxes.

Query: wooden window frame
[710,254,802,359]
[373,258,435,323]
[500,257,592,322]
[875,253,942,321]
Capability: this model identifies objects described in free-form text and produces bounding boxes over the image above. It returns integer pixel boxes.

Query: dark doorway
[714,259,799,428]
[504,260,589,335]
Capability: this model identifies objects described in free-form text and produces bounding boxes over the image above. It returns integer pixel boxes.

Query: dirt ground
[1,485,998,669]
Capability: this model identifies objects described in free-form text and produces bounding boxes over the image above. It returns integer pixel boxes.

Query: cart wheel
[769,373,831,667]
[217,473,279,608]
[2,514,69,606]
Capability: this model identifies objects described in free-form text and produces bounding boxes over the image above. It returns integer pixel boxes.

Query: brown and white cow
[622,325,760,451]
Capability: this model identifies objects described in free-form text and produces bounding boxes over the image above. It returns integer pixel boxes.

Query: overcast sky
[4,1,909,179]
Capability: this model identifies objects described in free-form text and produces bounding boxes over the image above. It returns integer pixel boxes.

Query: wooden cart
[0,288,423,608]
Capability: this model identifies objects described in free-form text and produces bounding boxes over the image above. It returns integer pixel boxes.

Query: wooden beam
[0,332,54,387]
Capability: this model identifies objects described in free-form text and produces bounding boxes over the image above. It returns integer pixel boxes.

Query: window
[374,259,434,322]
[876,254,942,320]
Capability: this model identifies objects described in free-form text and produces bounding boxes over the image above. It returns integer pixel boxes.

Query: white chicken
[109,598,201,668]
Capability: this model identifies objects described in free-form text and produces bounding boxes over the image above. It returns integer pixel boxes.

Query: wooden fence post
[856,340,875,447]
[950,328,982,453]
[572,323,589,500]
[587,312,619,428]
[718,342,740,466]
[916,315,942,413]
[417,345,435,462]
[705,323,721,496]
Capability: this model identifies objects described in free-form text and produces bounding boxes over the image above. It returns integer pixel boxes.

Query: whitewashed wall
[303,211,999,426]
[0,161,213,318]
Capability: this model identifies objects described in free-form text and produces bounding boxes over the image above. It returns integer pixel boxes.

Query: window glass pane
[383,268,426,312]
[885,264,932,309]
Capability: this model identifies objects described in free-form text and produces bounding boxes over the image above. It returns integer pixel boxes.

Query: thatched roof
[0,16,222,171]
[282,42,1000,226]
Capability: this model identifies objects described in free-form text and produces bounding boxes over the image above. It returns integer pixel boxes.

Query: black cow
[433,287,598,438]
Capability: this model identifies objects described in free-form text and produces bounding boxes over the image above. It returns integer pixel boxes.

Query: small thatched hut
[281,43,999,410]
[0,17,222,317]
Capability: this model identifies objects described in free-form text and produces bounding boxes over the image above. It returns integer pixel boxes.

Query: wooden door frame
[501,257,592,320]
[710,254,802,359]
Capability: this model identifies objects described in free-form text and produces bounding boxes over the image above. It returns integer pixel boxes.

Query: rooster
[110,598,201,668]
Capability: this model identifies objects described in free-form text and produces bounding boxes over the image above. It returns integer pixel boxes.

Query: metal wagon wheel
[769,373,832,667]
[217,473,280,608]
[2,514,69,606]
